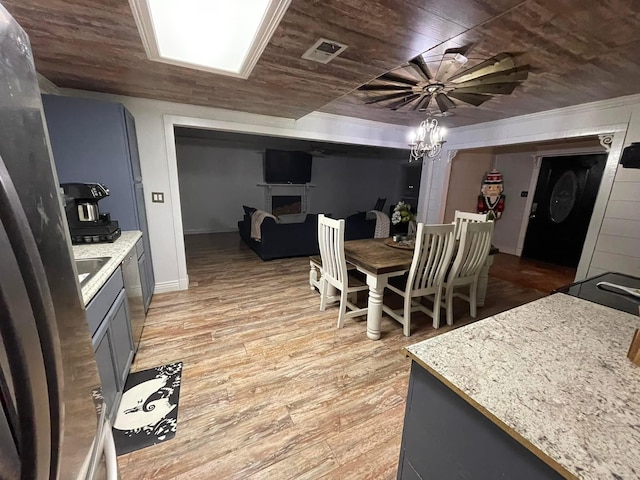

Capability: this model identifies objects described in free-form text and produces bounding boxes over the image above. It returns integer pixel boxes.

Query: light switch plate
[152,192,164,203]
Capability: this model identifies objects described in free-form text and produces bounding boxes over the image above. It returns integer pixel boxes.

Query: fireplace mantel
[257,183,316,216]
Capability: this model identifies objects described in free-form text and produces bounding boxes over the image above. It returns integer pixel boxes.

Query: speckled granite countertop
[72,231,142,306]
[404,294,640,480]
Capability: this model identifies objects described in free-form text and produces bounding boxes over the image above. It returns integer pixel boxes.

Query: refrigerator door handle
[103,420,118,480]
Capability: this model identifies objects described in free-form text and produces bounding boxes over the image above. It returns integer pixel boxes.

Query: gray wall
[493,152,536,255]
[176,139,403,233]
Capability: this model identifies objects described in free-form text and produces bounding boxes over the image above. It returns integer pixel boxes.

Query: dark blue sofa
[238,210,376,261]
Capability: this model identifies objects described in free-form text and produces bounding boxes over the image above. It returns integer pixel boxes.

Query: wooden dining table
[344,238,413,340]
[343,237,497,340]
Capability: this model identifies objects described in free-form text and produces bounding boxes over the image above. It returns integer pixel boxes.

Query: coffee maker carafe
[61,182,122,244]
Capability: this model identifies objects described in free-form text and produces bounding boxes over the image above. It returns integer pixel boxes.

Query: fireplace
[272,195,302,216]
[258,183,315,217]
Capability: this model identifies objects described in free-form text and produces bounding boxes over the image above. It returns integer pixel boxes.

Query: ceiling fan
[358,45,530,114]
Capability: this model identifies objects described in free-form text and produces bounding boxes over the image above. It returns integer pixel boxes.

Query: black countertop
[555,272,640,315]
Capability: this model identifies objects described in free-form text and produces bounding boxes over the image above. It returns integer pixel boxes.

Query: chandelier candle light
[408,117,446,162]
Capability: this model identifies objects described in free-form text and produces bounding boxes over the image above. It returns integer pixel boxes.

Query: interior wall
[493,152,536,255]
[590,161,640,277]
[176,138,403,234]
[443,150,494,223]
[176,142,263,234]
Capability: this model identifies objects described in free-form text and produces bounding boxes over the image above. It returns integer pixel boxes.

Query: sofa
[238,210,320,260]
[238,208,378,261]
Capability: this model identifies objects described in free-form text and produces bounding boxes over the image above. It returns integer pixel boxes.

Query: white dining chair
[317,214,368,328]
[383,223,456,334]
[443,220,494,326]
[453,210,488,241]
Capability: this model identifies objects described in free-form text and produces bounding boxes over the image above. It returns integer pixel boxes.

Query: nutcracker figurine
[477,169,505,220]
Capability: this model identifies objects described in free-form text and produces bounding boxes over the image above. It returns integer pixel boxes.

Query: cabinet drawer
[135,237,144,259]
[86,268,124,336]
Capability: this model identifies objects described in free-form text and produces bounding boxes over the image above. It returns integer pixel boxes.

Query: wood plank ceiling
[4,0,640,127]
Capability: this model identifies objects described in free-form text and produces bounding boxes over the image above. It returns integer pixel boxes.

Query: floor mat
[112,362,182,456]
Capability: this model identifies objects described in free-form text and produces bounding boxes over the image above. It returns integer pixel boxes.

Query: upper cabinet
[42,95,154,307]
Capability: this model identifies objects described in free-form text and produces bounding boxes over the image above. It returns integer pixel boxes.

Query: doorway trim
[515,145,608,257]
[162,113,409,290]
[438,122,629,282]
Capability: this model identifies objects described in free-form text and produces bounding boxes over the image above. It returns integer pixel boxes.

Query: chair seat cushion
[388,272,408,291]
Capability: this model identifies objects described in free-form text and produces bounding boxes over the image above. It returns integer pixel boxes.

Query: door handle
[529,214,536,219]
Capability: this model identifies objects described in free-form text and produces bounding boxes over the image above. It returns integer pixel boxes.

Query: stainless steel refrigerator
[0,4,116,479]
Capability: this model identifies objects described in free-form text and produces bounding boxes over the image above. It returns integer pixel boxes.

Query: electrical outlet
[152,192,165,203]
[520,191,528,198]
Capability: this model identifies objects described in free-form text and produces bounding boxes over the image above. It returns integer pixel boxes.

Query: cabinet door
[138,252,151,312]
[107,290,134,389]
[93,323,119,418]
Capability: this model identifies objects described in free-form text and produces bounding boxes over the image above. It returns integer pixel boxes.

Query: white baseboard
[154,277,189,294]
[494,244,518,256]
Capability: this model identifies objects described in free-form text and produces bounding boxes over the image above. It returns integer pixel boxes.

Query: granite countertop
[404,294,640,480]
[72,231,142,306]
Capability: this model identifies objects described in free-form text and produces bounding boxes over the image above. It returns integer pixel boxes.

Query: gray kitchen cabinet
[108,290,135,388]
[397,361,564,480]
[88,269,134,420]
[92,321,119,419]
[42,94,155,310]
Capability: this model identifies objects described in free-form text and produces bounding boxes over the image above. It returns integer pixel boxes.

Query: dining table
[343,237,497,340]
[344,238,414,340]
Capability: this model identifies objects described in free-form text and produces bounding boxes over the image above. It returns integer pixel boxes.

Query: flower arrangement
[391,201,416,225]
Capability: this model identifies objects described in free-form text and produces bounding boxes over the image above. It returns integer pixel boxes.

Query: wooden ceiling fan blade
[443,43,474,56]
[447,53,516,84]
[435,58,466,82]
[416,94,433,111]
[450,66,529,87]
[453,82,521,95]
[388,94,420,110]
[359,84,413,92]
[447,91,493,106]
[401,95,425,112]
[435,93,456,113]
[365,91,415,105]
[408,55,432,81]
[409,94,426,111]
[380,73,419,87]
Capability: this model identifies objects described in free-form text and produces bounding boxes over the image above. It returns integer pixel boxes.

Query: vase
[407,220,417,237]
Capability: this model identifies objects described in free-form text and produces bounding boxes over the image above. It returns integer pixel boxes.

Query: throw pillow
[243,205,257,218]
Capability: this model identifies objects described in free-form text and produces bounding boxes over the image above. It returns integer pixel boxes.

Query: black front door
[522,154,607,268]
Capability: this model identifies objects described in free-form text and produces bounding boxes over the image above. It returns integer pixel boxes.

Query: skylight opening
[129,0,292,79]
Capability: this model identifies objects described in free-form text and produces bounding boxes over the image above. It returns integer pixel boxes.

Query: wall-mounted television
[264,149,312,184]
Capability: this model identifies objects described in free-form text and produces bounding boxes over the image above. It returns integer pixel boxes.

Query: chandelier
[408,117,445,162]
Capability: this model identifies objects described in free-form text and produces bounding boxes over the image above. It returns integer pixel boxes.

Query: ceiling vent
[302,38,348,64]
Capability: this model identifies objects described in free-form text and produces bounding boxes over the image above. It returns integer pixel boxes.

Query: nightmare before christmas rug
[112,362,182,456]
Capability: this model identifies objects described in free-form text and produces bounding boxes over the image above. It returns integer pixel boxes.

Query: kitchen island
[400,294,640,479]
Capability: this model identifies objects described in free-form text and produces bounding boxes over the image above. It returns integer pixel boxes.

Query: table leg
[477,255,494,307]
[366,274,388,340]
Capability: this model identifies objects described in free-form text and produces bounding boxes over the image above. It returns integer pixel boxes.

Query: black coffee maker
[61,182,121,244]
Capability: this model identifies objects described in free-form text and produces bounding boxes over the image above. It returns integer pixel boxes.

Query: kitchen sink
[75,257,111,287]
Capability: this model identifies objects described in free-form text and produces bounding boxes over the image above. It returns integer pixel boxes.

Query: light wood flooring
[490,253,577,294]
[118,233,546,479]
